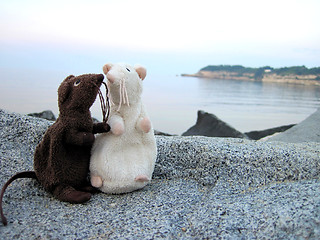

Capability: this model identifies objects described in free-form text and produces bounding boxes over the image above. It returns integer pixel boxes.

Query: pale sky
[0,0,320,74]
[0,0,320,132]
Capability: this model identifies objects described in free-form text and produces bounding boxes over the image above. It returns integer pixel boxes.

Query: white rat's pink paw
[139,117,151,133]
[91,175,103,188]
[134,175,150,182]
[112,122,125,136]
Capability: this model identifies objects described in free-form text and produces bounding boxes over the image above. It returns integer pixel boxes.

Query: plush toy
[90,63,157,194]
[33,73,110,202]
[1,73,110,226]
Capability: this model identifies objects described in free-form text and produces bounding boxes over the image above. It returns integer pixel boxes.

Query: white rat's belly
[90,131,157,194]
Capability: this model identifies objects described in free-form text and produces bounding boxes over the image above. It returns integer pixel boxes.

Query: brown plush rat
[0,73,110,226]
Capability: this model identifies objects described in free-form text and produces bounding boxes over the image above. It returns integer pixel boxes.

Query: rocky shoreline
[182,110,298,141]
[0,109,319,239]
[27,110,298,140]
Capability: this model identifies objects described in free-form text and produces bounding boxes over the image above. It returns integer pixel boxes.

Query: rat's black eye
[126,68,130,72]
[74,80,81,86]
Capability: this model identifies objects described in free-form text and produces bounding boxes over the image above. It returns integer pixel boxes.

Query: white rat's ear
[134,65,147,80]
[103,63,113,75]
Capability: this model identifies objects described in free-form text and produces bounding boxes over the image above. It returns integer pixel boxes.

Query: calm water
[1,70,319,135]
[142,75,320,135]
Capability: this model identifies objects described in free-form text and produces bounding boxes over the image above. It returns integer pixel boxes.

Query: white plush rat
[89,63,157,194]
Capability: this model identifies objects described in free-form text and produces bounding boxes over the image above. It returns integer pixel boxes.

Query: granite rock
[245,124,295,140]
[28,110,56,121]
[182,110,248,138]
[268,108,320,143]
[0,109,319,239]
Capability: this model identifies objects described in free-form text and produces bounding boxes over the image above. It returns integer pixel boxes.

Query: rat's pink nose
[107,73,115,83]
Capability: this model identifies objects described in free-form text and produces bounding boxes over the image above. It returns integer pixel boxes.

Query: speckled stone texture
[0,109,319,239]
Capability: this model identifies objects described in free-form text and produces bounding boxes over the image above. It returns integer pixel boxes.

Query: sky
[0,0,320,76]
[0,0,320,133]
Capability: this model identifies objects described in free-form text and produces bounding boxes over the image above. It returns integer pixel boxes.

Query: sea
[1,71,319,135]
[142,75,320,135]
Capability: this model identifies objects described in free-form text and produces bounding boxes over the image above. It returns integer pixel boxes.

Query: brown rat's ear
[103,63,113,75]
[58,76,73,105]
[64,75,75,81]
[134,65,147,80]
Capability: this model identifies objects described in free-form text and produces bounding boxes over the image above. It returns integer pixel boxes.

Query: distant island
[182,65,320,85]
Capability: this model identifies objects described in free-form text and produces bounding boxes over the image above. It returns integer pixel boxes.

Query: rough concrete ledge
[0,109,319,239]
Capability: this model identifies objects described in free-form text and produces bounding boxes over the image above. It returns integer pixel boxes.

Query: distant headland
[182,65,320,85]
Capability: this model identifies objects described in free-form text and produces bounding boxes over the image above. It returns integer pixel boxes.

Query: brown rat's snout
[96,74,104,83]
[92,74,104,88]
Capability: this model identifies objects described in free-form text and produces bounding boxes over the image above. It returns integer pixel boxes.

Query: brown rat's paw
[54,185,92,203]
[80,185,101,193]
[82,132,95,145]
[93,122,111,134]
[68,191,92,203]
[103,123,111,132]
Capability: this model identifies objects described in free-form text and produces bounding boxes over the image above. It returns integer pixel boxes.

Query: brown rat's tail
[0,171,37,226]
